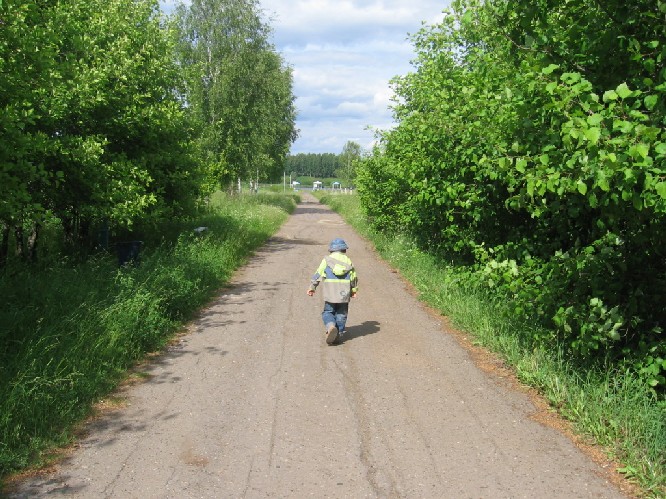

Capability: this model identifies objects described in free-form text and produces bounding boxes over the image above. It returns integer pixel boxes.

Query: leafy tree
[0,0,58,261]
[0,0,197,261]
[175,0,297,191]
[337,141,362,186]
[357,0,666,385]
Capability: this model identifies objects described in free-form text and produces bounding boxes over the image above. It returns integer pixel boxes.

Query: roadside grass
[317,192,665,497]
[0,192,297,483]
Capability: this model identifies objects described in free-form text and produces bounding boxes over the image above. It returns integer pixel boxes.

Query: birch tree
[175,0,297,191]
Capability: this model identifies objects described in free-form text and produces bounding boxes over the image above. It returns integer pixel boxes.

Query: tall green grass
[0,193,297,481]
[318,192,665,496]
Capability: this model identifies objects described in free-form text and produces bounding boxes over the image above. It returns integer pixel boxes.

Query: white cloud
[160,0,450,153]
[261,0,449,153]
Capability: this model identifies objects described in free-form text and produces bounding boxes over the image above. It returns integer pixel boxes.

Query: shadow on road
[341,320,380,343]
[265,236,321,249]
[291,205,330,215]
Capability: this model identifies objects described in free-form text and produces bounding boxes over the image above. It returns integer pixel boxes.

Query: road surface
[8,194,627,498]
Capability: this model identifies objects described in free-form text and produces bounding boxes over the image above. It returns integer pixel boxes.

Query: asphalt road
[8,194,627,498]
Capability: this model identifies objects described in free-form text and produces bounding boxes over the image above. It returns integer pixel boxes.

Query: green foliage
[0,0,200,262]
[286,153,342,178]
[0,193,294,479]
[356,149,411,235]
[337,141,363,186]
[1,0,297,264]
[285,142,364,184]
[174,0,297,189]
[356,0,666,388]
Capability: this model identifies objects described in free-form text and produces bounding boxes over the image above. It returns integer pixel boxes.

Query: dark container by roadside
[116,241,143,267]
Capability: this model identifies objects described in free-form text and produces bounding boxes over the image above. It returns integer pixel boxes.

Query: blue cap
[328,238,348,252]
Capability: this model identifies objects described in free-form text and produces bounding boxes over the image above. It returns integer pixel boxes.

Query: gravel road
[8,194,628,498]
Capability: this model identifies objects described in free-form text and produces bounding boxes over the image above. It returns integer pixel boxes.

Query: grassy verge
[0,192,297,483]
[317,192,665,497]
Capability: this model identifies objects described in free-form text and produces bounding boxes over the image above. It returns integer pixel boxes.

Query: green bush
[355,0,666,388]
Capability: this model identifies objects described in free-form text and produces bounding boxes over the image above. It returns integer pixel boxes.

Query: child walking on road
[307,238,358,345]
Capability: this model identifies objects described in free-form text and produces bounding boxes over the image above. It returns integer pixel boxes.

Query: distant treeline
[285,153,342,178]
[286,142,363,182]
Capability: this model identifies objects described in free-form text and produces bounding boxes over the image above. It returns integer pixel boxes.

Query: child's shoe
[325,324,339,345]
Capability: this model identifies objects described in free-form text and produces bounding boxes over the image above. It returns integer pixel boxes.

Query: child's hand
[307,289,315,296]
[351,292,357,298]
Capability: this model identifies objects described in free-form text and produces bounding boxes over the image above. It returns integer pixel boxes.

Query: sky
[160,1,449,154]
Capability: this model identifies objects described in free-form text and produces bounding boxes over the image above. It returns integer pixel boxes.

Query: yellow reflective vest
[309,251,358,303]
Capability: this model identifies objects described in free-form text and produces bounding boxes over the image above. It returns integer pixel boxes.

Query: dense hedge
[357,0,666,388]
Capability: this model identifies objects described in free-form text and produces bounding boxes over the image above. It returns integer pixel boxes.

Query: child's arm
[350,267,358,298]
[307,258,327,296]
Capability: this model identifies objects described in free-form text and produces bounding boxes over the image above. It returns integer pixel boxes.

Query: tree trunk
[14,225,24,259]
[78,217,90,248]
[27,223,40,262]
[62,215,78,249]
